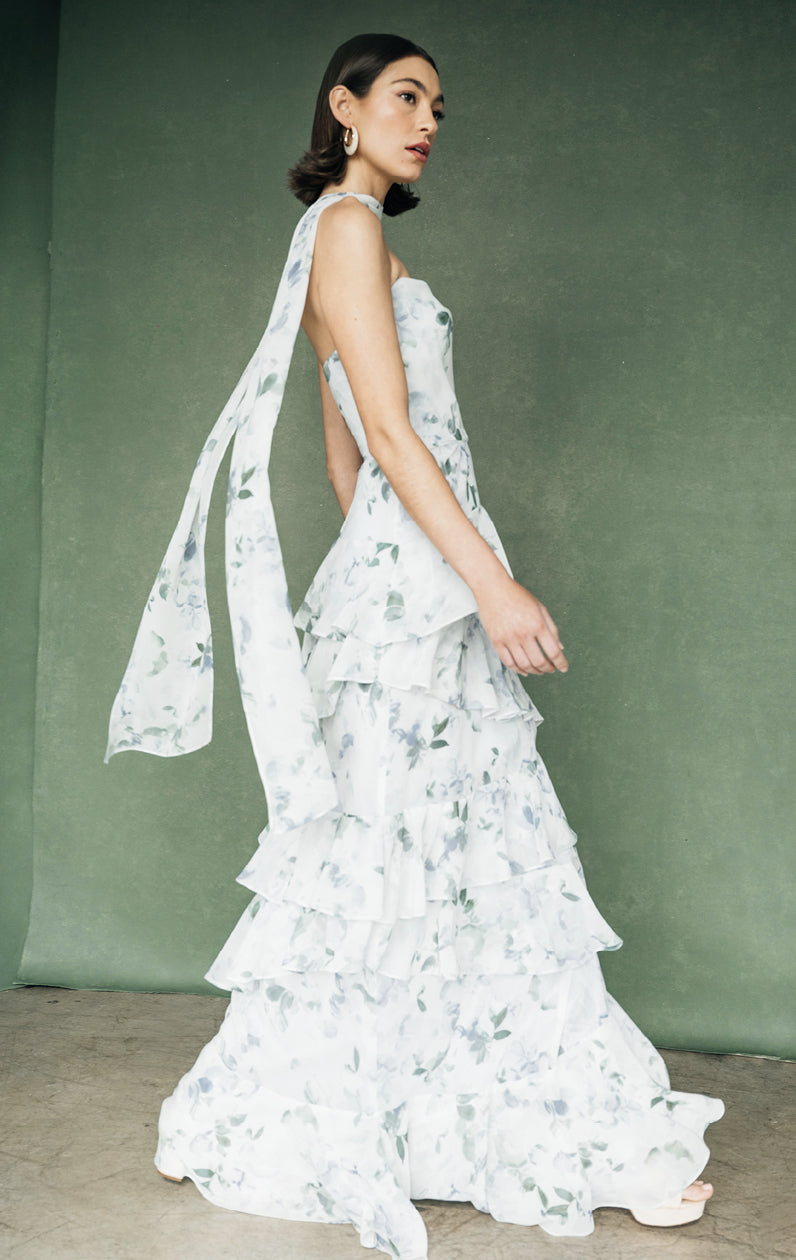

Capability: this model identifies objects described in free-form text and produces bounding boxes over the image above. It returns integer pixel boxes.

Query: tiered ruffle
[158,602,723,1255]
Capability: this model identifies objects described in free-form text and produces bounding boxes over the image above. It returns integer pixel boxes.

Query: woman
[107,33,723,1260]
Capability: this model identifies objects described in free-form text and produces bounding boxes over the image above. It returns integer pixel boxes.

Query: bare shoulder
[315,197,388,273]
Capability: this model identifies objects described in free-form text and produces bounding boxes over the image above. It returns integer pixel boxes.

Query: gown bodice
[324,278,462,463]
[296,276,514,646]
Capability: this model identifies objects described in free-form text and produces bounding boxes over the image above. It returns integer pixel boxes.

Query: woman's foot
[683,1179,714,1202]
[631,1179,714,1227]
[157,1169,185,1183]
[155,1151,187,1184]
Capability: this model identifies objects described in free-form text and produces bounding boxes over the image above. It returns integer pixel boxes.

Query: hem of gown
[154,1160,427,1260]
[155,1040,724,1255]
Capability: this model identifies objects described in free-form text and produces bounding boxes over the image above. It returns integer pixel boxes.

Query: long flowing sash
[105,191,383,831]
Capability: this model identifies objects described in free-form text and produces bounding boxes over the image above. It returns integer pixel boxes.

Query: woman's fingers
[478,580,569,675]
[499,631,568,676]
[511,633,568,676]
[534,608,569,673]
[511,643,534,674]
[527,643,556,673]
[534,631,569,673]
[494,640,542,676]
[495,640,550,677]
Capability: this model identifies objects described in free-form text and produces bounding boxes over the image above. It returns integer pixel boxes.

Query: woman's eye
[400,91,416,104]
[433,109,445,122]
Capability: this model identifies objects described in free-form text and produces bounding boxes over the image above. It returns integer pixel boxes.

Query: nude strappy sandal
[631,1182,711,1227]
[155,1151,186,1184]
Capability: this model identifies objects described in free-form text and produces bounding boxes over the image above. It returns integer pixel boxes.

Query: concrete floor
[0,987,792,1259]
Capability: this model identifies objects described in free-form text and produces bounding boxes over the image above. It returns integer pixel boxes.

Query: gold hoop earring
[342,125,359,157]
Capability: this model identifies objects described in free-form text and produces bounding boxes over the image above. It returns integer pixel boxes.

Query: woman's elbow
[327,456,362,490]
[366,422,417,474]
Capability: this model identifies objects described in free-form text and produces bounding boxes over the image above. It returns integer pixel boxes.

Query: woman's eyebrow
[390,76,445,106]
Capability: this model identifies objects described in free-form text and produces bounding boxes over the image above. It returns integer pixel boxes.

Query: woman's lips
[406,144,429,162]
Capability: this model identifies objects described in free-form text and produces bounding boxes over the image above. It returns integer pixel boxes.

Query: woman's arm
[317,360,363,516]
[312,199,568,677]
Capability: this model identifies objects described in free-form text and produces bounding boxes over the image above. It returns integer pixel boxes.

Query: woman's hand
[475,571,568,675]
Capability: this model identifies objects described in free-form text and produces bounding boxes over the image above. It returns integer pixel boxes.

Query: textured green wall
[16,0,795,1056]
[0,0,60,989]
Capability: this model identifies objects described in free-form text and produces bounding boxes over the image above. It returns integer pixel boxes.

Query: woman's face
[338,55,444,187]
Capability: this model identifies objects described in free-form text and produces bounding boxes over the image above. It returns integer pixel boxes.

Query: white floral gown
[150,202,723,1259]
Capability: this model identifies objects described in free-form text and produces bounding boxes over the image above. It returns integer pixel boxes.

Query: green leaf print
[315,1187,336,1215]
[257,372,278,396]
[385,590,405,621]
[396,1135,406,1161]
[432,717,450,738]
[240,467,256,486]
[237,488,253,499]
[664,1140,693,1159]
[490,1007,508,1028]
[397,826,413,852]
[430,739,449,749]
[193,1168,215,1179]
[148,651,168,676]
[493,1029,512,1040]
[190,641,208,667]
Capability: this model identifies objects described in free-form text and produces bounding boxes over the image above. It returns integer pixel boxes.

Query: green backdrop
[4,0,794,1058]
[0,0,60,993]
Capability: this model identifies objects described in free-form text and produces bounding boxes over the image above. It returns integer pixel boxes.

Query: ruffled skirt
[156,601,724,1258]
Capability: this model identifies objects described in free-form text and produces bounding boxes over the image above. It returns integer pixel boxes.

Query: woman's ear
[328,84,353,129]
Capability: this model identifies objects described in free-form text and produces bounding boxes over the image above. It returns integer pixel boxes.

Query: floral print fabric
[104,194,388,829]
[147,203,723,1257]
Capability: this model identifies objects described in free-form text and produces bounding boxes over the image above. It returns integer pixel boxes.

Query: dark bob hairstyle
[287,33,438,217]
